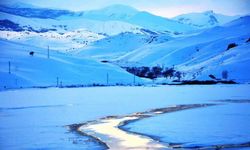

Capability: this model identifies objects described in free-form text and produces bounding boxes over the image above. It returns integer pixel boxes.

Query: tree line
[123,66,182,80]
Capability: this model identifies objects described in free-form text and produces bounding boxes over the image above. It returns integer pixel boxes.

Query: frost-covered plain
[0,85,250,149]
[124,103,250,148]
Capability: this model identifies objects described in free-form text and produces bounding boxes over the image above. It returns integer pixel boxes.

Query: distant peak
[87,4,139,19]
[103,4,136,9]
[100,4,138,12]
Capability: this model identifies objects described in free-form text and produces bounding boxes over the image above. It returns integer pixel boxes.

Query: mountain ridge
[1,3,250,86]
[173,10,240,28]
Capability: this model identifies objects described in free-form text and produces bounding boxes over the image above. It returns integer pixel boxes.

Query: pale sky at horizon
[1,0,250,18]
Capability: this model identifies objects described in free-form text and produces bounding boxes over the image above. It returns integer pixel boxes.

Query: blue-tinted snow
[0,85,250,149]
[124,103,250,147]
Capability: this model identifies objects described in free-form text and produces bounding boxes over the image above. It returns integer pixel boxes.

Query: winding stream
[68,100,250,149]
[68,104,216,149]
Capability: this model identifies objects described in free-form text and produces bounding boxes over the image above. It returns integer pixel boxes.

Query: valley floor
[0,85,250,149]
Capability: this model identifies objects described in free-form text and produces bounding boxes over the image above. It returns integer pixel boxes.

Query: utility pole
[106,73,109,85]
[56,77,59,87]
[47,45,50,59]
[133,74,135,85]
[8,61,11,74]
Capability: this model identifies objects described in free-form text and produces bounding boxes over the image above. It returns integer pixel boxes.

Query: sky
[1,0,250,18]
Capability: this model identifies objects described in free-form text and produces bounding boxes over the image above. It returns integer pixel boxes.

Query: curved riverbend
[68,104,216,149]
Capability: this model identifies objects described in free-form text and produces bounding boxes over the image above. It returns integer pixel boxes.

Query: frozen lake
[0,85,250,149]
[124,103,250,148]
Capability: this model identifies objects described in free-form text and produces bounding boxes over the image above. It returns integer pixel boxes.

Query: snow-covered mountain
[1,2,250,86]
[0,3,195,52]
[77,4,196,34]
[116,16,250,82]
[0,4,197,35]
[0,11,142,51]
[117,16,250,65]
[0,10,142,35]
[80,4,139,21]
[173,10,239,28]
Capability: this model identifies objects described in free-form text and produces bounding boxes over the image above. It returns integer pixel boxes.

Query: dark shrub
[209,74,216,80]
[152,66,163,77]
[227,43,238,50]
[181,80,217,85]
[29,51,34,56]
[246,38,250,43]
[175,71,182,81]
[101,60,109,63]
[139,67,150,77]
[147,72,156,79]
[162,68,175,78]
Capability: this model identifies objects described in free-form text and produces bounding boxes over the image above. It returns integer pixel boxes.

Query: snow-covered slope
[76,4,196,34]
[80,4,139,21]
[0,39,146,89]
[118,16,250,64]
[173,10,239,28]
[116,16,250,82]
[0,11,143,50]
[0,29,105,51]
[186,41,250,83]
[0,3,197,54]
[0,10,142,35]
[0,4,197,35]
[77,32,172,60]
[1,3,249,84]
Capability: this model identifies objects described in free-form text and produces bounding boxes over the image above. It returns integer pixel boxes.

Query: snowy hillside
[0,29,105,51]
[187,42,250,83]
[0,39,146,90]
[173,10,239,28]
[80,4,139,21]
[0,4,197,36]
[0,11,143,50]
[116,16,250,82]
[77,32,172,60]
[1,2,250,150]
[76,4,196,34]
[0,2,250,84]
[0,3,197,54]
[0,10,142,35]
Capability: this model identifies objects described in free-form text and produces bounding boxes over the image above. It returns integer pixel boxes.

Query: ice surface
[124,103,250,147]
[0,85,250,149]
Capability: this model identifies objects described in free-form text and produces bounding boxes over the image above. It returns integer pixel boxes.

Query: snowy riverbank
[69,104,215,150]
[1,85,250,149]
[69,102,250,149]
